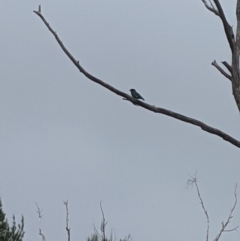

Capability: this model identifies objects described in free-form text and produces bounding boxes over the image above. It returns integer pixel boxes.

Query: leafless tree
[33,3,240,149]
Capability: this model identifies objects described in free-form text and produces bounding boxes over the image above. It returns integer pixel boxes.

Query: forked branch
[221,61,232,74]
[201,0,234,51]
[211,60,232,81]
[213,184,239,241]
[187,176,238,241]
[33,6,240,149]
[93,203,108,241]
[187,175,210,241]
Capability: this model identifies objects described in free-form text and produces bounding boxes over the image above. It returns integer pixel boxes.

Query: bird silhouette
[130,89,145,100]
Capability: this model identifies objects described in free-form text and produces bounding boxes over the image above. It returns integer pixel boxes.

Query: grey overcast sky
[1,1,240,241]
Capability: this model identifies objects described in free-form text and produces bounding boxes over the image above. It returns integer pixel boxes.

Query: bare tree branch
[33,6,240,149]
[213,184,239,241]
[201,0,219,16]
[187,174,210,241]
[39,229,47,241]
[35,202,47,241]
[100,202,107,241]
[211,60,232,81]
[212,0,240,112]
[200,0,240,112]
[187,177,239,241]
[221,61,232,74]
[92,203,108,241]
[35,202,43,220]
[213,0,235,52]
[63,201,71,241]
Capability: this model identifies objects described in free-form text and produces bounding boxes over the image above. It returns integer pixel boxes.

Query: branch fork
[201,0,240,111]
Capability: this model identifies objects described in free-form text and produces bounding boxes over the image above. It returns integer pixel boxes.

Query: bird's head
[130,89,135,92]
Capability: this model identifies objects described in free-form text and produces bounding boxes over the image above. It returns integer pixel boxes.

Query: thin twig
[93,224,103,240]
[211,60,232,81]
[35,202,43,220]
[39,229,47,241]
[35,203,47,241]
[100,202,107,241]
[33,6,240,149]
[92,203,108,241]
[213,184,238,241]
[187,174,209,241]
[63,201,71,241]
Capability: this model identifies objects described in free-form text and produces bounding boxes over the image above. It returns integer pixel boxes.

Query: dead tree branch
[39,229,47,241]
[211,60,232,81]
[221,61,232,74]
[187,174,210,241]
[33,6,240,149]
[213,184,239,241]
[93,202,108,241]
[202,0,235,51]
[63,201,71,241]
[100,202,107,241]
[35,202,47,241]
[187,177,239,241]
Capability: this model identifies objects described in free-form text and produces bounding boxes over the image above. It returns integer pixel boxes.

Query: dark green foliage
[86,234,99,241]
[86,233,132,241]
[0,199,25,241]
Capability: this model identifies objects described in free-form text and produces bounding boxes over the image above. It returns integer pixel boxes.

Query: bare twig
[35,202,43,220]
[35,202,47,241]
[187,174,210,241]
[100,202,107,241]
[33,6,240,149]
[201,0,219,15]
[63,201,71,241]
[39,229,47,241]
[213,184,239,241]
[211,60,232,81]
[188,178,239,241]
[92,203,108,241]
[93,224,103,240]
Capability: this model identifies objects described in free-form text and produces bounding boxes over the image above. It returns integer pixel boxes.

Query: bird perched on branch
[130,89,145,100]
